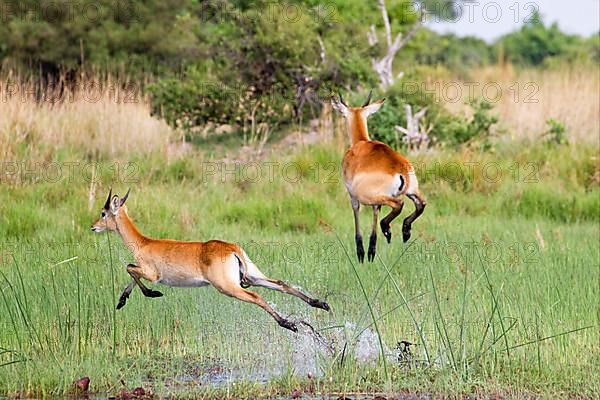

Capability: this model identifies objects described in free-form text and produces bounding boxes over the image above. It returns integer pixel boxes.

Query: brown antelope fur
[91,189,330,332]
[331,91,426,263]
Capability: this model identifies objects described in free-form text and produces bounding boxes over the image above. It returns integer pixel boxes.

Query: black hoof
[279,319,298,332]
[355,234,365,263]
[116,296,128,310]
[368,233,377,262]
[381,222,392,243]
[311,299,331,312]
[146,290,164,298]
[402,226,411,242]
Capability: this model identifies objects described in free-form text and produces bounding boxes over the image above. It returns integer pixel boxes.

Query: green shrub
[369,76,445,147]
[368,76,498,148]
[542,119,568,146]
[436,98,498,146]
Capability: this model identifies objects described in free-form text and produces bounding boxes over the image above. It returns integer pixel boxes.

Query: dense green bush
[412,32,494,74]
[368,73,498,148]
[368,76,444,147]
[145,0,399,134]
[437,97,498,145]
[0,0,205,76]
[1,1,595,144]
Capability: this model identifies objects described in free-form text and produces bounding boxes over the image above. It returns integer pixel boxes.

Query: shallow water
[189,319,389,387]
[3,319,408,399]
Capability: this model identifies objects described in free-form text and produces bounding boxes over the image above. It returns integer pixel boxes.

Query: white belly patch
[158,273,210,288]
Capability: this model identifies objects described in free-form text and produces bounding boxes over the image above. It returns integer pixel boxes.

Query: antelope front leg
[116,280,135,310]
[351,198,365,263]
[368,205,381,262]
[127,264,163,298]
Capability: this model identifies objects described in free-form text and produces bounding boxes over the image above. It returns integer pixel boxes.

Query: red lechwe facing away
[331,91,426,263]
[91,189,330,332]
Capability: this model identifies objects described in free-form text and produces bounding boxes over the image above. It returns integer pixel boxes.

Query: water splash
[187,293,397,388]
[354,324,386,366]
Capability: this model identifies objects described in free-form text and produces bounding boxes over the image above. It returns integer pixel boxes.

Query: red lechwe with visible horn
[331,91,426,263]
[91,188,330,332]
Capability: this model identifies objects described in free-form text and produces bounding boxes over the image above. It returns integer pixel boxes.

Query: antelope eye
[101,211,106,218]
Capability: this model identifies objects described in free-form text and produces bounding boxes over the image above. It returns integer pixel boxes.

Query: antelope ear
[331,95,349,117]
[110,195,120,215]
[119,188,130,207]
[361,98,385,118]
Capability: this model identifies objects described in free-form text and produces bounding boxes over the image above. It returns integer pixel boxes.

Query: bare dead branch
[395,104,432,151]
[367,25,378,46]
[378,0,393,48]
[317,35,326,64]
[370,2,426,89]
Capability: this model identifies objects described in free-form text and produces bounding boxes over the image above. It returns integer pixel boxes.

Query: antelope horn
[103,187,112,210]
[338,91,348,107]
[362,90,373,107]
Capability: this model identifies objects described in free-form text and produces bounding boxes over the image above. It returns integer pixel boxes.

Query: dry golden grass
[442,64,600,143]
[0,75,174,160]
[1,64,597,164]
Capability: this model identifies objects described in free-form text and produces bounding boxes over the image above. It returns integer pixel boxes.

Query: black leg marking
[309,298,331,311]
[380,201,404,244]
[278,318,298,332]
[116,281,135,310]
[368,205,380,262]
[355,233,365,263]
[381,221,392,244]
[127,264,164,298]
[402,194,426,243]
[402,222,412,243]
[368,232,377,262]
[141,286,164,298]
[351,198,364,263]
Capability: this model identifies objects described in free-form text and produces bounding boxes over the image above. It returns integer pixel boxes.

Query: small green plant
[543,118,568,145]
[468,98,499,139]
[434,97,498,146]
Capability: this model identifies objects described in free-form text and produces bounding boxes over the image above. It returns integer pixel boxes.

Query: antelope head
[91,188,130,233]
[331,90,385,119]
[330,90,385,143]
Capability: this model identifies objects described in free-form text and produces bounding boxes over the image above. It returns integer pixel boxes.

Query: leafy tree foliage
[0,0,204,76]
[497,11,593,66]
[0,1,594,142]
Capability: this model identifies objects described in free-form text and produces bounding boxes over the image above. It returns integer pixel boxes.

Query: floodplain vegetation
[0,67,598,399]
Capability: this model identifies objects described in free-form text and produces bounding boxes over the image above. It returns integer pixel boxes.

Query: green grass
[0,142,598,398]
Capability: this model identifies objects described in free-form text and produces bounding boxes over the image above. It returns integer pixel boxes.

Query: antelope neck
[349,111,370,144]
[115,209,148,255]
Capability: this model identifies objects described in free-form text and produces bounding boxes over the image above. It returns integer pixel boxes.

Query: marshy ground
[0,141,598,399]
[0,67,598,399]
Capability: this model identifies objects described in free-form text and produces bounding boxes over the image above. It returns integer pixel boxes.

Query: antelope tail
[234,253,252,288]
